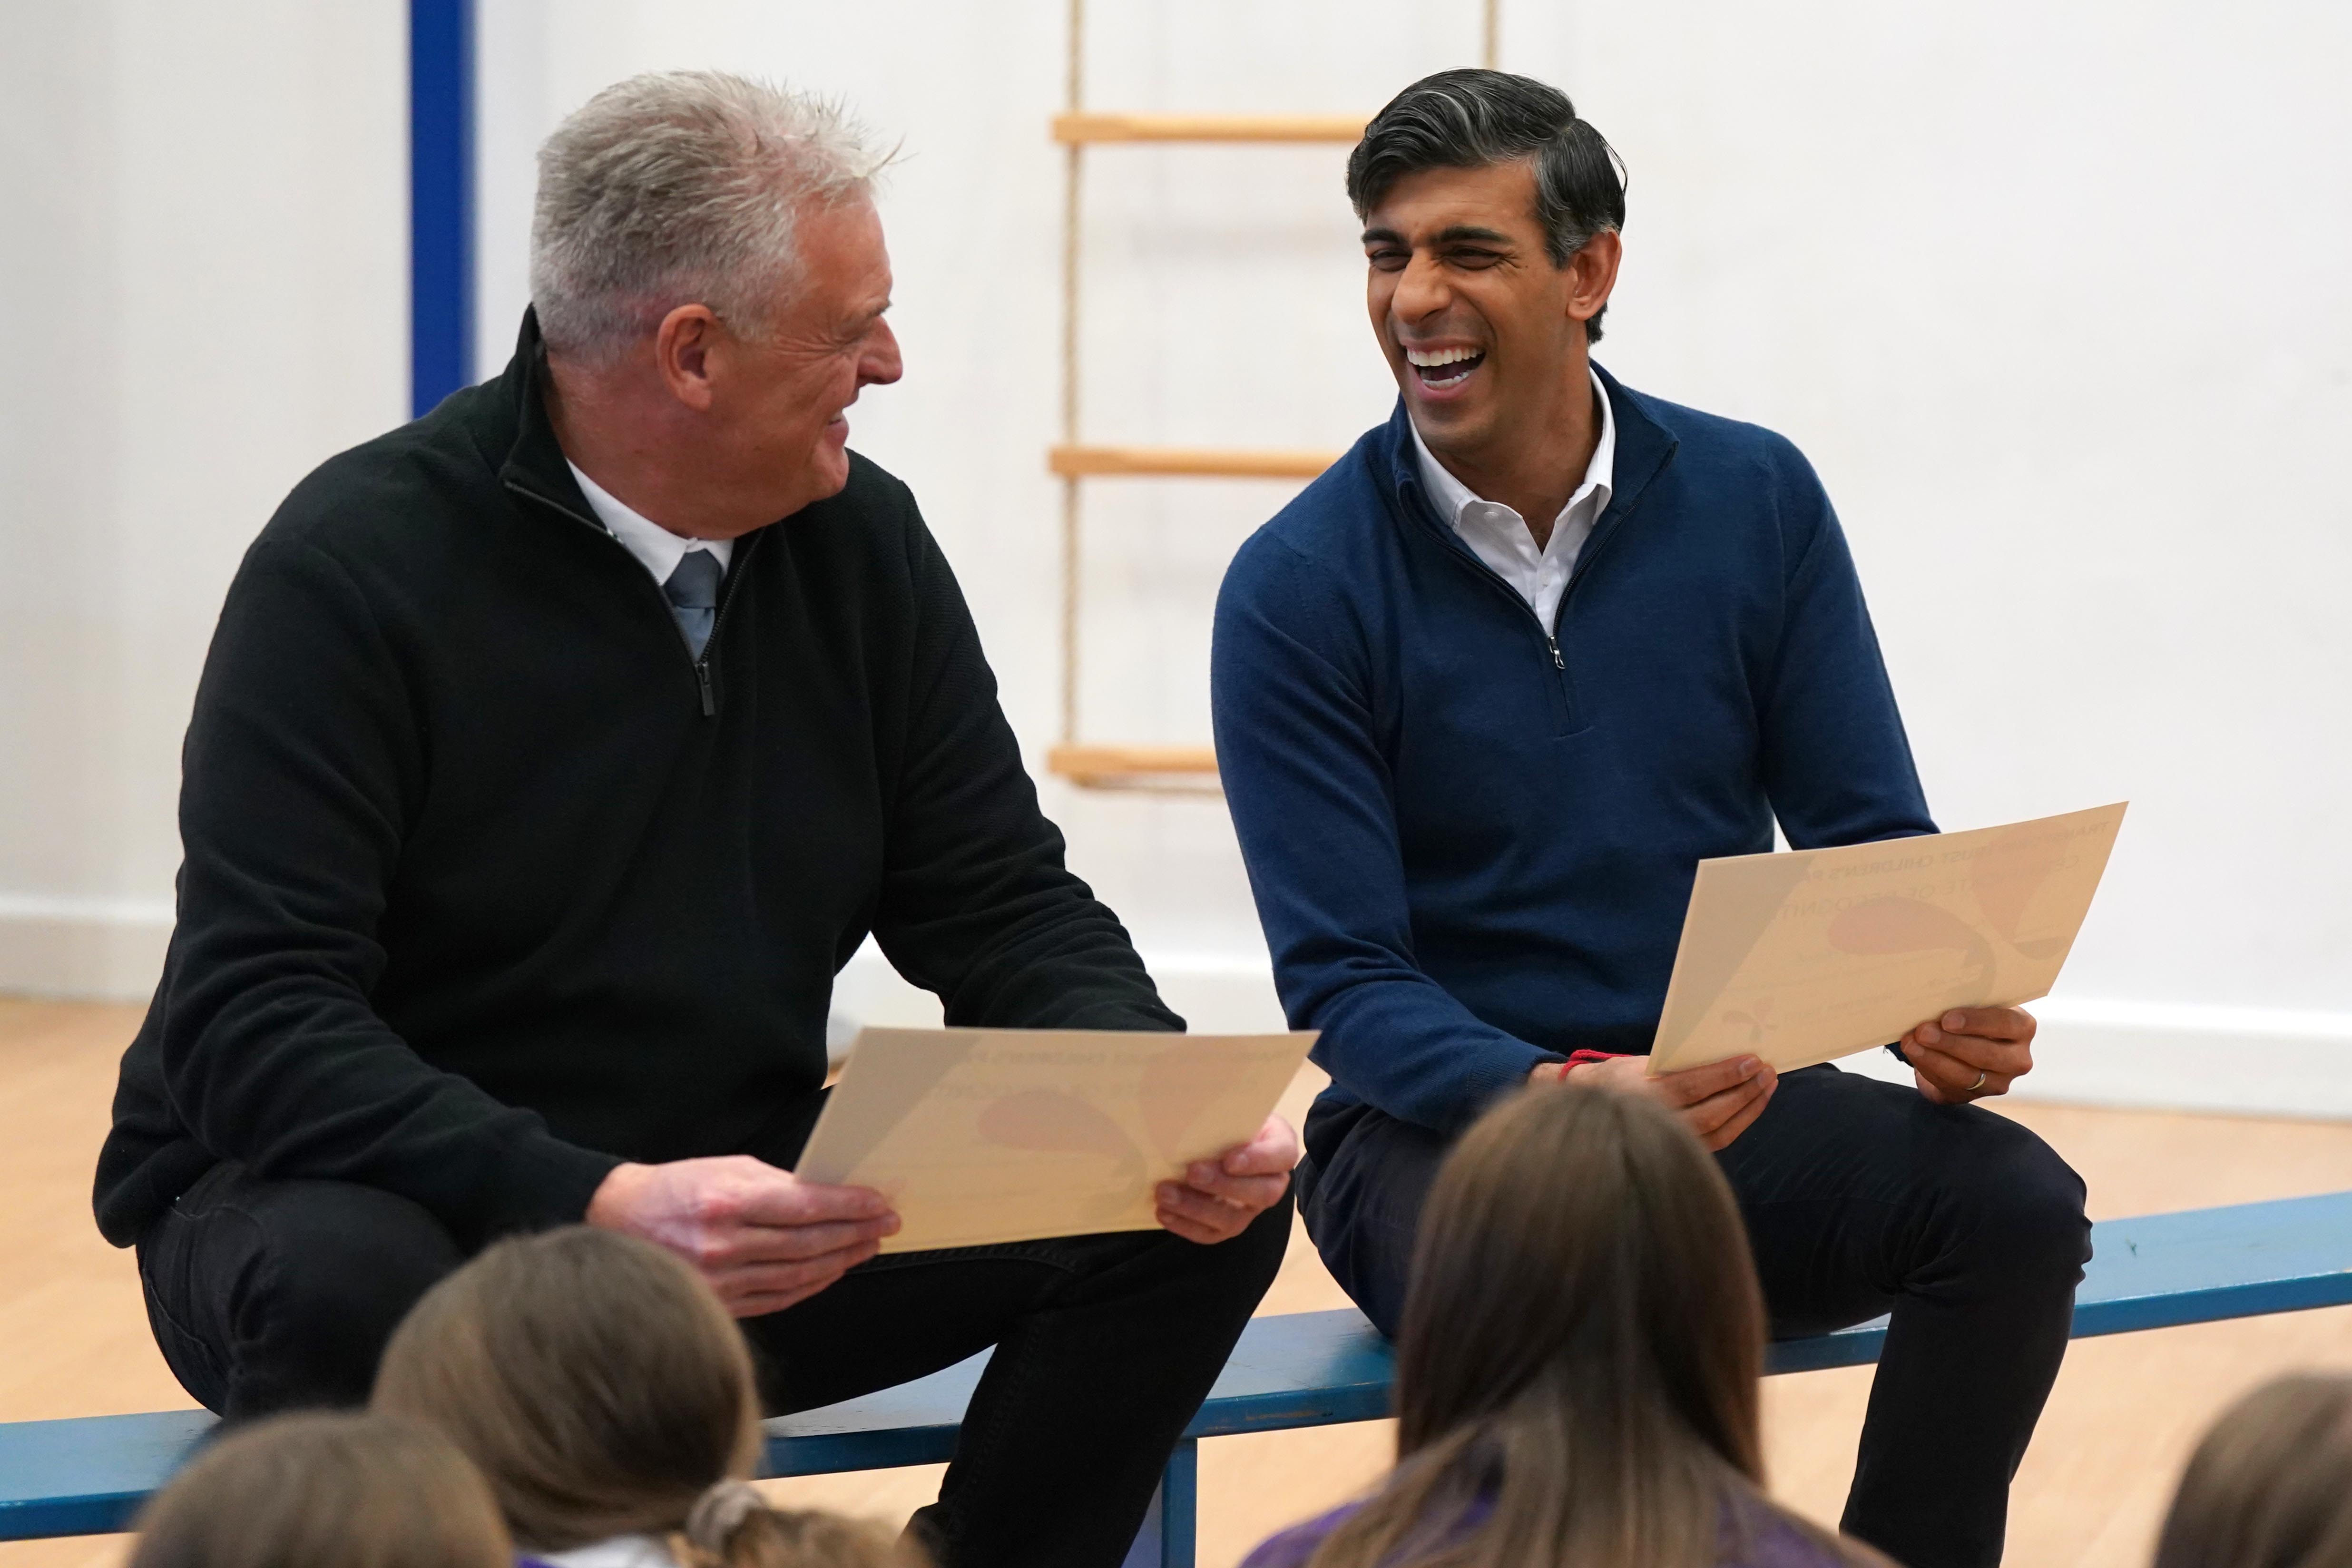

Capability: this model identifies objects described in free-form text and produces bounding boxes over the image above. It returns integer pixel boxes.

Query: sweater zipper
[502,478,759,719]
[1406,482,1577,703]
[1428,486,1639,672]
[1400,416,1670,712]
[692,530,763,718]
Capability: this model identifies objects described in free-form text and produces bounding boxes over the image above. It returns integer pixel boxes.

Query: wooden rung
[1050,446,1340,480]
[1047,745,1219,785]
[1054,113,1366,145]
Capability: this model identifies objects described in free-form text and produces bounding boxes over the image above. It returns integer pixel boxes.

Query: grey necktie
[662,550,722,659]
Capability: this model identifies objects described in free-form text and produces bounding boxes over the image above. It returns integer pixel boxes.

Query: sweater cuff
[472,1132,625,1244]
[1449,1038,1567,1128]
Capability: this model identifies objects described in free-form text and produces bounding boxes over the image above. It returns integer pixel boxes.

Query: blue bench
[8,1190,2352,1566]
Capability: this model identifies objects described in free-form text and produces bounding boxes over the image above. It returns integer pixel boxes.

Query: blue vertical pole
[1159,1438,1199,1568]
[409,0,474,417]
[1119,1438,1199,1568]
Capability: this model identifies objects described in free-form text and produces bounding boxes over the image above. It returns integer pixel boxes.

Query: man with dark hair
[1212,69,2089,1568]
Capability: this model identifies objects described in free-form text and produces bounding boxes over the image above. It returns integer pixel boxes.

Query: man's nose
[862,319,904,386]
[1391,251,1450,323]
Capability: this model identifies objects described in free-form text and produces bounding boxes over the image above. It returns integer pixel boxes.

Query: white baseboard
[13,907,2343,1122]
[1842,996,2352,1119]
[0,894,173,1002]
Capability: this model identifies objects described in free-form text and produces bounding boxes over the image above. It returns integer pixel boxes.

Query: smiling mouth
[1405,345,1485,390]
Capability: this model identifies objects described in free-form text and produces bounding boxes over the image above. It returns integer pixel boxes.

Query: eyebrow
[1360,223,1517,247]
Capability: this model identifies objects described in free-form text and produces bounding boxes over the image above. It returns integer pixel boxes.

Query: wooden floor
[4,995,2350,1568]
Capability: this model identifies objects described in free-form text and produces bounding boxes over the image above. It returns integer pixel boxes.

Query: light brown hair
[1309,1085,1884,1568]
[373,1225,920,1568]
[2155,1373,2352,1568]
[127,1411,510,1568]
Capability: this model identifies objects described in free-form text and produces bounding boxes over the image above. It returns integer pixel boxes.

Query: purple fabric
[1237,1496,1855,1568]
[1239,1503,1361,1568]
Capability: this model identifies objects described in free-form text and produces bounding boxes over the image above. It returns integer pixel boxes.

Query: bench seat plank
[1764,1188,2352,1373]
[755,1305,1403,1475]
[762,1189,2352,1462]
[11,1190,2352,1540]
[0,1410,217,1540]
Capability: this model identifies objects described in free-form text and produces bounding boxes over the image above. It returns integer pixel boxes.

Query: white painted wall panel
[4,0,2346,1112]
[0,0,405,990]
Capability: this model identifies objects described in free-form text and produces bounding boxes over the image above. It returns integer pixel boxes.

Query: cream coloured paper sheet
[1647,804,2127,1076]
[795,1027,1316,1253]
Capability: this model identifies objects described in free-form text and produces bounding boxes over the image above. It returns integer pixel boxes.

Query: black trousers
[1296,1064,2090,1568]
[136,1161,1291,1568]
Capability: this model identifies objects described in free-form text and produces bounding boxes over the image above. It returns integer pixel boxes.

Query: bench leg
[1160,1438,1198,1568]
[1119,1438,1199,1568]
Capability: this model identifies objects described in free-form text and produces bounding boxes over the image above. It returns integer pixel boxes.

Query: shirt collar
[529,1534,674,1568]
[565,461,733,582]
[1409,366,1616,531]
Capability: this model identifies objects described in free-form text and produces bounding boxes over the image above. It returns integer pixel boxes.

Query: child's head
[1396,1080,1766,1475]
[373,1225,920,1568]
[2155,1373,2352,1568]
[1313,1083,1811,1568]
[127,1411,510,1568]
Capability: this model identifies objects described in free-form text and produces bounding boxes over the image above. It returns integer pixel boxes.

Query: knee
[265,1182,461,1331]
[238,1183,463,1402]
[1943,1118,2090,1286]
[1230,1179,1297,1294]
[1174,1179,1294,1312]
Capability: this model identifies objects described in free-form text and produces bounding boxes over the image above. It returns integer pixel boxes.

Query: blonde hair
[373,1225,920,1568]
[2156,1373,2352,1568]
[127,1411,509,1568]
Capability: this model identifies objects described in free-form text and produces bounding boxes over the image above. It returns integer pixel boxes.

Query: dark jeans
[137,1161,1291,1568]
[1296,1064,2089,1568]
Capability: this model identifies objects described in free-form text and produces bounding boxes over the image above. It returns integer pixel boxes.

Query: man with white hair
[96,72,1295,1568]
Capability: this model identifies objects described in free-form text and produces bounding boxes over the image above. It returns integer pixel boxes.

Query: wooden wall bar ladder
[1045,0,1498,790]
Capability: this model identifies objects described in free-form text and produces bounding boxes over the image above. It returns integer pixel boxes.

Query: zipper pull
[696,662,716,717]
[1546,637,1566,670]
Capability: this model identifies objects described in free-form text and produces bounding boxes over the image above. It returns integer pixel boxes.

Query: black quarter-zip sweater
[94,314,1179,1250]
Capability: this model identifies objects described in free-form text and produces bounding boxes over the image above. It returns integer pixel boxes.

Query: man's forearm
[1303,972,1561,1134]
[159,960,619,1245]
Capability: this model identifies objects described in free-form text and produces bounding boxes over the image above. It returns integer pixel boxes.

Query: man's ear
[1565,230,1623,334]
[655,304,722,413]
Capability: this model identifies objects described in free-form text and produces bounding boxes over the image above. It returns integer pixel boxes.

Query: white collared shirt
[530,1533,674,1568]
[566,461,733,586]
[1410,368,1615,633]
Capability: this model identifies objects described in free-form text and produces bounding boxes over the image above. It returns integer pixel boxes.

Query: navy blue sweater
[1211,368,1934,1141]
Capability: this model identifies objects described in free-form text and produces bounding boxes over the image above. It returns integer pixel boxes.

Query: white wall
[5,1,2347,1113]
[0,0,407,995]
[1528,0,2352,1109]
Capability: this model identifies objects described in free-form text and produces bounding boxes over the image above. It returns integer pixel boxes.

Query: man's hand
[586,1156,899,1318]
[1900,1006,2036,1104]
[1533,1053,1777,1151]
[1154,1115,1299,1245]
